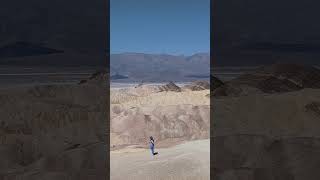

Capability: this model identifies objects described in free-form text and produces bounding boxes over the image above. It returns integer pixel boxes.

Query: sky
[110,0,210,56]
[212,0,320,66]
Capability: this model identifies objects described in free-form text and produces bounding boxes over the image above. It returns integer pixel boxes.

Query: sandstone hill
[110,83,210,150]
[0,73,108,180]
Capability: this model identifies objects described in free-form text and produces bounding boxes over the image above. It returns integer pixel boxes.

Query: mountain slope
[110,53,210,81]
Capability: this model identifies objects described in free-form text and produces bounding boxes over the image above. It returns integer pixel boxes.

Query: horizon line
[110,51,210,56]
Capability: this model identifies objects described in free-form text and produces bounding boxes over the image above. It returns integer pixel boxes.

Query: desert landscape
[212,63,320,180]
[0,70,108,180]
[110,80,210,180]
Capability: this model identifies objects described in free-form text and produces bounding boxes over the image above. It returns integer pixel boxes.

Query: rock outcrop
[213,64,320,97]
[213,87,320,179]
[78,71,107,85]
[158,82,182,92]
[212,75,224,90]
[0,74,108,180]
[111,104,209,149]
[184,80,210,91]
[110,84,210,149]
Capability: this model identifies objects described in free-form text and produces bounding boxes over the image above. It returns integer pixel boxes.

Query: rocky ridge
[0,72,108,180]
[213,64,320,180]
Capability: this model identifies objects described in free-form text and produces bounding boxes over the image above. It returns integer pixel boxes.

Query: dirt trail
[110,139,210,180]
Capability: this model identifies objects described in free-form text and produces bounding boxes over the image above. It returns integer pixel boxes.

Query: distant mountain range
[110,52,210,82]
[212,41,320,67]
[213,0,320,67]
[0,0,107,67]
[110,73,128,80]
[2,40,320,75]
[0,41,106,67]
[0,41,64,58]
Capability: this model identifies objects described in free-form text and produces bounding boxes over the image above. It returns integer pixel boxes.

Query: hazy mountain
[0,41,63,58]
[212,0,320,67]
[110,73,129,80]
[0,41,106,67]
[110,52,210,82]
[0,0,107,68]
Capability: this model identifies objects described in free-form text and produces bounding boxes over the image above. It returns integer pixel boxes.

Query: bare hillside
[0,73,108,180]
[110,83,210,149]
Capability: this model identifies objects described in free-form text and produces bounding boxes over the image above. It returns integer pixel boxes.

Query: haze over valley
[110,52,209,82]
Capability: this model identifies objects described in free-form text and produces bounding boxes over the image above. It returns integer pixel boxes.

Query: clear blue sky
[110,0,210,56]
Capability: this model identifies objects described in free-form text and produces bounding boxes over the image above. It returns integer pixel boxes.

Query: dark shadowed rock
[213,89,320,180]
[78,71,107,85]
[255,63,320,88]
[78,79,88,85]
[0,41,63,58]
[0,82,107,180]
[211,75,224,89]
[0,0,108,179]
[158,82,181,92]
[88,71,107,80]
[213,63,320,97]
[305,101,320,116]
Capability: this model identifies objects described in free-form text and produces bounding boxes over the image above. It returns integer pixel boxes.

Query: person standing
[149,136,158,155]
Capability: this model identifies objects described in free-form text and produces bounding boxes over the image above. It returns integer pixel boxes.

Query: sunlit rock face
[158,82,182,92]
[110,104,210,148]
[110,81,210,149]
[183,80,210,91]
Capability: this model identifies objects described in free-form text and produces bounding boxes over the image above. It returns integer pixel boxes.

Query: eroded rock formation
[184,80,210,91]
[111,104,209,149]
[213,64,320,180]
[0,74,108,180]
[213,64,320,97]
[158,82,182,92]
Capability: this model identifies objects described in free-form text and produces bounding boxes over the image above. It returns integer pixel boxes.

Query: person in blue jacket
[149,136,158,155]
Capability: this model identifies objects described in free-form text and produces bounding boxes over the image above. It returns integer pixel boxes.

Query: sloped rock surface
[213,64,320,97]
[212,75,224,90]
[184,80,210,91]
[111,104,209,148]
[213,89,320,180]
[78,71,107,85]
[0,80,107,179]
[158,82,181,92]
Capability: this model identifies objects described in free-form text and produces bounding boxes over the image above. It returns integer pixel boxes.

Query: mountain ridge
[110,52,210,82]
